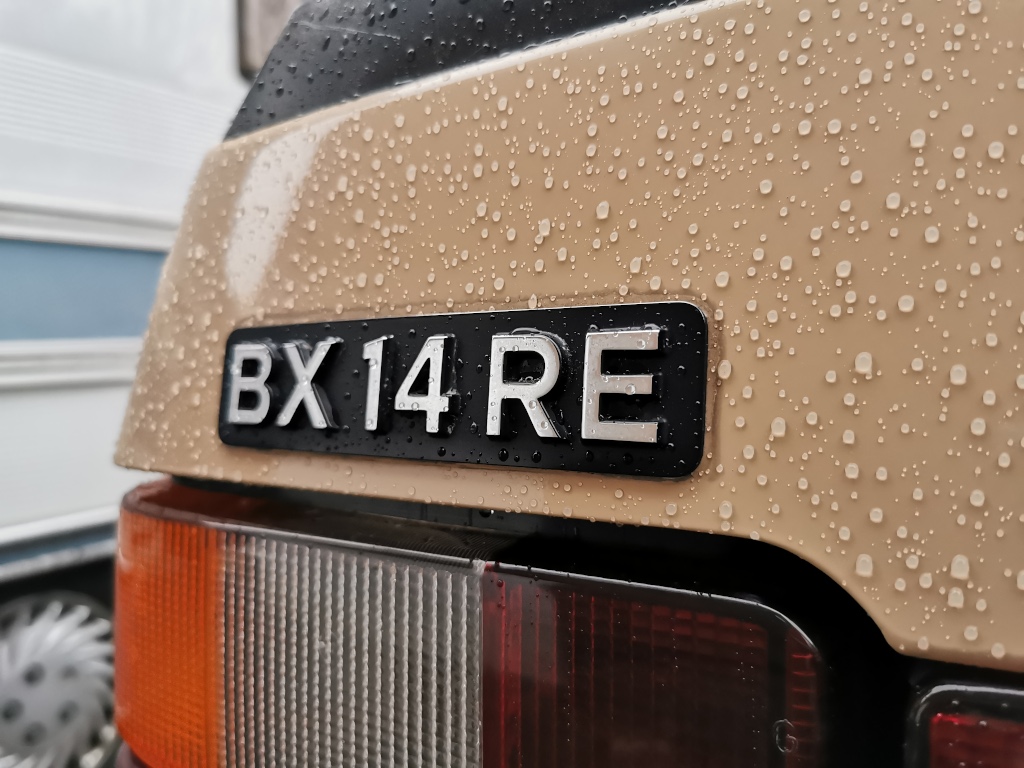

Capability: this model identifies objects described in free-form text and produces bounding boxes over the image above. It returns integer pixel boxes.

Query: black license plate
[219,302,708,477]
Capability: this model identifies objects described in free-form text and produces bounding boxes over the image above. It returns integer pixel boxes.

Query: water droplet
[951,555,970,580]
[856,554,874,577]
[910,129,927,148]
[854,352,873,375]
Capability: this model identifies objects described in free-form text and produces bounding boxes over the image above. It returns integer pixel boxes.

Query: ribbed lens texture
[115,510,225,768]
[930,713,1024,768]
[482,570,816,768]
[223,533,482,768]
[785,630,820,767]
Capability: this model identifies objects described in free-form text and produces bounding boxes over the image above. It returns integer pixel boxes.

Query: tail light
[116,480,823,768]
[482,570,819,768]
[116,509,223,767]
[910,686,1024,768]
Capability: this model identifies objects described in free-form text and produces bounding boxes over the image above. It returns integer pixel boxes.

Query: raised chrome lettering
[361,335,390,431]
[275,338,340,429]
[394,334,454,434]
[226,342,273,425]
[486,333,565,439]
[581,328,660,443]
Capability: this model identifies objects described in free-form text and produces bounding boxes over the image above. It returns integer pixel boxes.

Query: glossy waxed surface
[118,0,1024,672]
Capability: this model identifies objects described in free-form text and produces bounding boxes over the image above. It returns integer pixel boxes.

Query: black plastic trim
[229,0,698,137]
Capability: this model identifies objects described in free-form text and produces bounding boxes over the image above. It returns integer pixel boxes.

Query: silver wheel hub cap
[0,595,116,768]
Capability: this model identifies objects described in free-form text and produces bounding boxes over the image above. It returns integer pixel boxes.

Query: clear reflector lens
[221,533,482,768]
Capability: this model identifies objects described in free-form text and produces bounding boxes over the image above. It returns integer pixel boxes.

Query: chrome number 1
[394,334,454,434]
[361,336,389,431]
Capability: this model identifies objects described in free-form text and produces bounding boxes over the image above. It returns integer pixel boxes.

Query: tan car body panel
[117,0,1024,672]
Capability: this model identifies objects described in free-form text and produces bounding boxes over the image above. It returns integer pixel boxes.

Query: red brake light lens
[912,686,1024,768]
[930,713,1024,768]
[482,567,820,768]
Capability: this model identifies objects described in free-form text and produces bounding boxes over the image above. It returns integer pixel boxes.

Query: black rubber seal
[228,0,695,137]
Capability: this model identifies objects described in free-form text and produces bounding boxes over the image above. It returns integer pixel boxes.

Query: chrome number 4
[393,334,454,434]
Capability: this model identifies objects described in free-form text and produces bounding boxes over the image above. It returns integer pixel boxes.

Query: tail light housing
[910,685,1024,768]
[116,480,823,768]
[482,569,819,768]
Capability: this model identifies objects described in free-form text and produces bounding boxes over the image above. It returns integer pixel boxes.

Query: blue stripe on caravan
[0,239,164,340]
